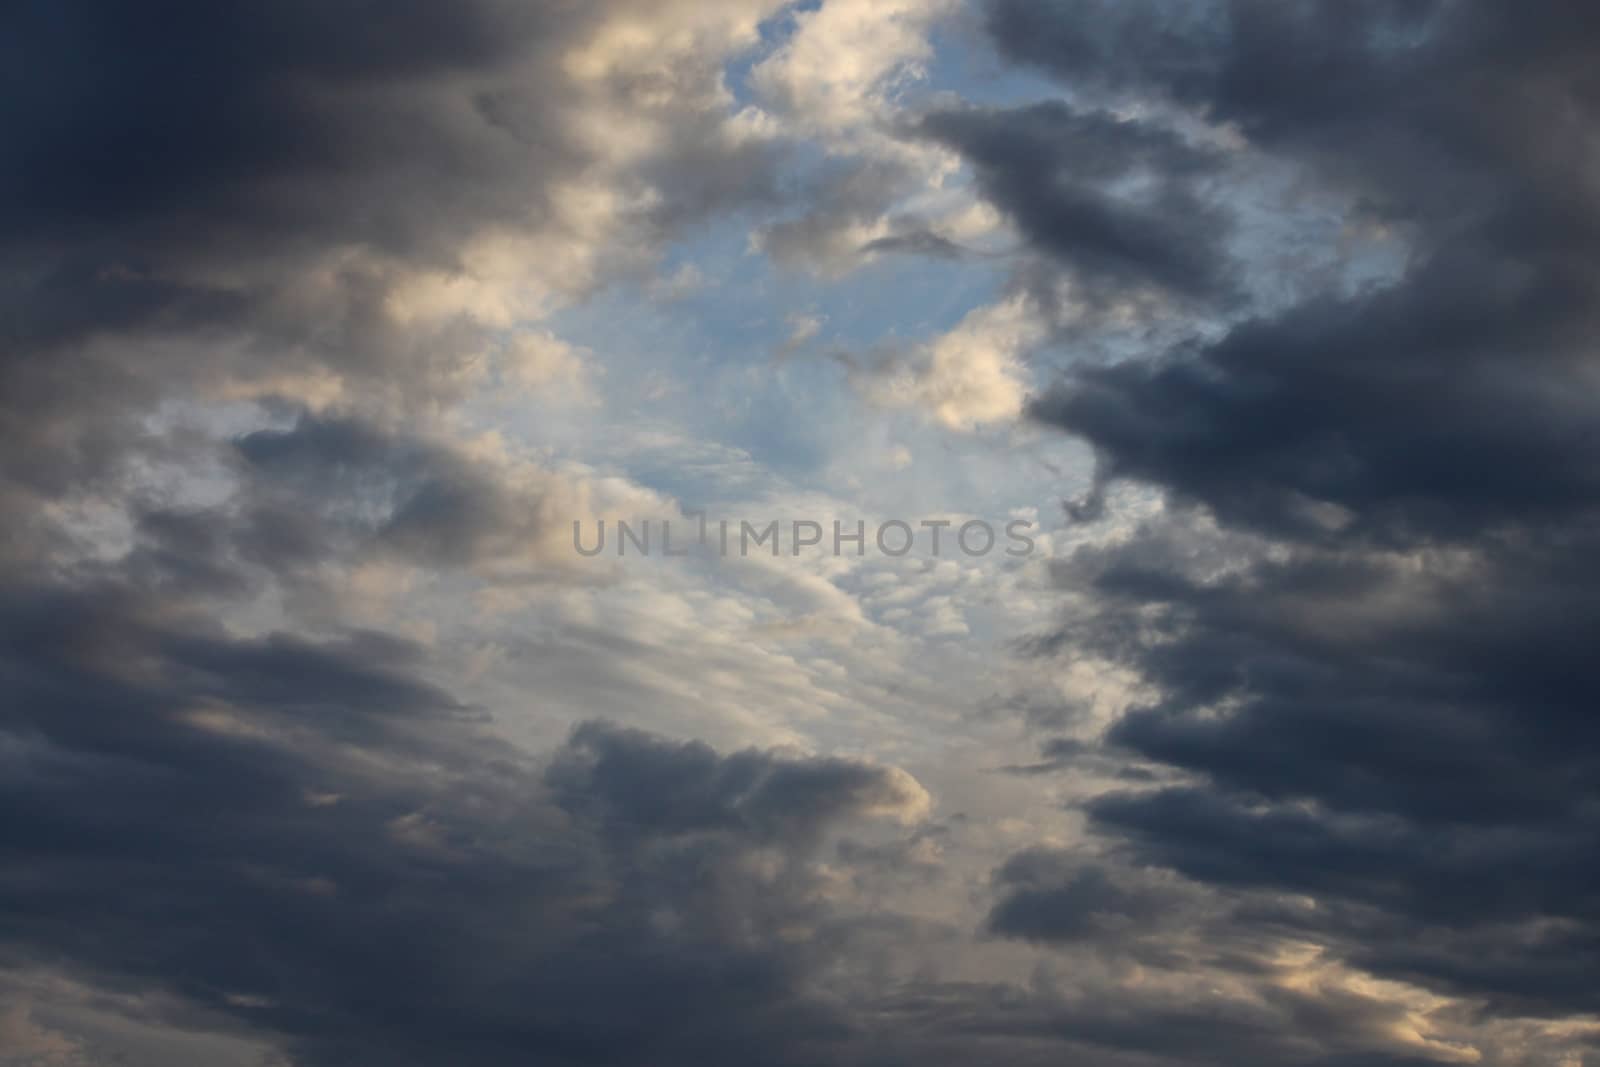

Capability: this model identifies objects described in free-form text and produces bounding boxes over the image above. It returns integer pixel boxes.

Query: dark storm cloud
[987,851,1183,945]
[0,0,580,347]
[0,7,923,1060]
[0,1,573,246]
[994,0,1600,1032]
[232,413,559,572]
[1038,524,1600,1013]
[920,101,1234,302]
[12,0,1600,1061]
[880,975,1461,1067]
[0,567,936,1066]
[3,514,1491,1065]
[1029,249,1600,542]
[0,0,781,524]
[1013,0,1600,542]
[548,721,926,848]
[108,410,583,607]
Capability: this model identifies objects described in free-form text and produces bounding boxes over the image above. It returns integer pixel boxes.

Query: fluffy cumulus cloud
[853,294,1044,430]
[6,1,1600,1065]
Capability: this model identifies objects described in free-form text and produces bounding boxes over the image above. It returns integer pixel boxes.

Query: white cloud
[857,294,1044,430]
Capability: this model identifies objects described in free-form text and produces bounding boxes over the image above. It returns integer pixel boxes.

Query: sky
[3,1,1600,1065]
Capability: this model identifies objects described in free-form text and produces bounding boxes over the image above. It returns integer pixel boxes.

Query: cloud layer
[5,1,1600,1065]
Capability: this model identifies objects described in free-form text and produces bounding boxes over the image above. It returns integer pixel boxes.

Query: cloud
[0,999,83,1066]
[228,412,603,580]
[0,557,941,1065]
[9,1,1600,1064]
[922,101,1235,304]
[746,0,970,277]
[1000,0,1600,1037]
[549,720,932,840]
[854,294,1044,430]
[987,852,1189,945]
[751,0,955,139]
[0,0,787,552]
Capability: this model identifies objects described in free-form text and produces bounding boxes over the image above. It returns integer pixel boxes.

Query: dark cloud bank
[5,1,1600,1065]
[0,576,926,1065]
[984,0,1600,1051]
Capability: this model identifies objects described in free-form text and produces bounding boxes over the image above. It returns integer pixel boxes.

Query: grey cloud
[234,413,540,572]
[0,1,579,249]
[1028,253,1600,542]
[921,101,1235,303]
[12,0,1600,1063]
[755,157,913,274]
[860,230,978,260]
[0,0,780,532]
[0,10,931,1053]
[3,539,1501,1066]
[0,566,934,1066]
[988,852,1183,945]
[546,721,928,848]
[1043,525,1600,1012]
[986,0,1600,1037]
[109,411,591,602]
